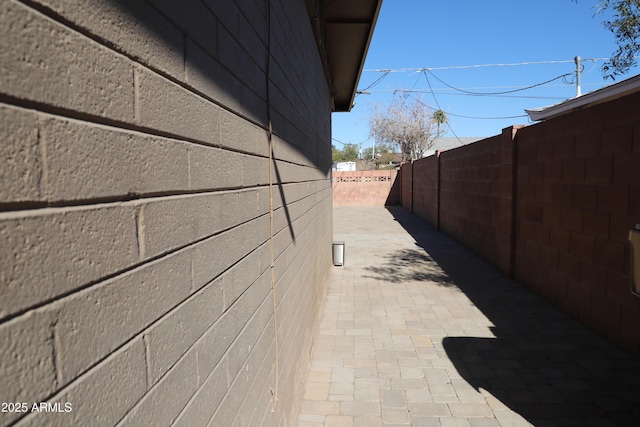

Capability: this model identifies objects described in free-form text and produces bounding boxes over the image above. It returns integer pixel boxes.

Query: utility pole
[574,55,582,97]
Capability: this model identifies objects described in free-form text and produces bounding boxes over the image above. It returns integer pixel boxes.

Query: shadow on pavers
[383,206,640,426]
[363,247,452,284]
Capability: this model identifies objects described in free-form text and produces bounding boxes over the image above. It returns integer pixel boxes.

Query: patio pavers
[298,206,640,427]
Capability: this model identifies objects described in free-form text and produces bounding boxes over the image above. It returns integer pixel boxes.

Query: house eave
[307,0,383,112]
[525,73,640,122]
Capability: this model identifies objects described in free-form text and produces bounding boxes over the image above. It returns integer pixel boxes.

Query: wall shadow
[108,0,331,170]
[104,0,311,241]
[385,171,402,206]
[385,206,640,426]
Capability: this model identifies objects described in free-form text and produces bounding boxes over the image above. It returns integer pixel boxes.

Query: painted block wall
[0,0,332,426]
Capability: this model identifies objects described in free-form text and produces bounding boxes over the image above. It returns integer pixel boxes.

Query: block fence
[1,1,333,426]
[401,92,640,356]
[332,170,401,206]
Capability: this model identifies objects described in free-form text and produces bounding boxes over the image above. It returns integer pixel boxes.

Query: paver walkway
[298,206,640,427]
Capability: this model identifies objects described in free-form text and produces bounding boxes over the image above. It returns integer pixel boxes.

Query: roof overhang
[525,73,640,121]
[308,0,383,112]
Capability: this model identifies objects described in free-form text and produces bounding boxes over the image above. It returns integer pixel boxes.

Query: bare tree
[368,96,442,161]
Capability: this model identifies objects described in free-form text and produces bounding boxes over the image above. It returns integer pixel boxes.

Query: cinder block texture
[0,205,139,319]
[52,249,192,383]
[399,129,517,277]
[30,0,185,79]
[41,116,191,201]
[0,312,57,426]
[438,130,516,276]
[16,338,148,427]
[411,154,439,225]
[514,92,640,355]
[136,69,222,145]
[0,0,135,121]
[397,91,640,355]
[401,162,413,211]
[118,351,199,427]
[1,1,333,427]
[0,106,43,203]
[332,171,399,206]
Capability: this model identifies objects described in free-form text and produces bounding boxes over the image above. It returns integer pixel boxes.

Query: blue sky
[332,0,640,152]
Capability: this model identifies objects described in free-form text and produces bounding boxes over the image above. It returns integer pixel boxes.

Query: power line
[361,57,600,99]
[421,72,467,146]
[332,137,369,146]
[372,82,601,91]
[441,110,528,120]
[409,95,527,121]
[354,57,612,134]
[359,70,390,92]
[380,89,568,101]
[363,58,611,73]
[423,69,573,96]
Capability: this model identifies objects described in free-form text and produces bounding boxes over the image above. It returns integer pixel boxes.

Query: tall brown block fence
[410,154,439,226]
[401,162,413,211]
[439,128,519,277]
[400,92,640,355]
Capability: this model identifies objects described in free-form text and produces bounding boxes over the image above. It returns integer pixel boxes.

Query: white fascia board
[525,74,640,122]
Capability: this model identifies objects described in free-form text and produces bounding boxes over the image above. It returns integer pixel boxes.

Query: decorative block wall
[332,170,400,206]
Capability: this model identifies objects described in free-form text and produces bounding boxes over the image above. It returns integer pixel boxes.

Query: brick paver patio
[298,206,640,427]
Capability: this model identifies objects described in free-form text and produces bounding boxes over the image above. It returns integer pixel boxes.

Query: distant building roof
[423,137,484,157]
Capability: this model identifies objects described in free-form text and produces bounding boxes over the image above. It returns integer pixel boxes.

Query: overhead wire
[352,57,612,140]
[371,89,568,101]
[421,71,468,145]
[363,57,612,73]
[431,106,527,120]
[357,70,391,95]
[404,90,528,120]
[332,136,369,146]
[423,68,573,96]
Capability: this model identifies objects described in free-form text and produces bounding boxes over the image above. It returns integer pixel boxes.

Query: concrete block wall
[514,91,640,355]
[439,129,516,276]
[411,154,439,227]
[397,93,640,355]
[332,170,400,206]
[402,128,517,276]
[401,162,413,211]
[1,0,332,426]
